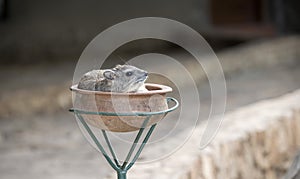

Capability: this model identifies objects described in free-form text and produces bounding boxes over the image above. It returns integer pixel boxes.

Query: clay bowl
[71,83,173,132]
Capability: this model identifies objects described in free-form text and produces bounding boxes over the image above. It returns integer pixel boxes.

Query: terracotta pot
[71,83,172,132]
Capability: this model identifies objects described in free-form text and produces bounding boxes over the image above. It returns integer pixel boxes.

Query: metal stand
[70,97,179,179]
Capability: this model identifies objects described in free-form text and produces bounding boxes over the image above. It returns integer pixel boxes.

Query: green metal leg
[70,97,179,178]
[117,170,127,179]
[75,112,157,179]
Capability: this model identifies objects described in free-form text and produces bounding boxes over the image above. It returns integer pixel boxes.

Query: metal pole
[70,97,179,179]
[117,170,127,179]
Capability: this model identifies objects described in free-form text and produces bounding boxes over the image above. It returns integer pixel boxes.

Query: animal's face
[103,65,148,92]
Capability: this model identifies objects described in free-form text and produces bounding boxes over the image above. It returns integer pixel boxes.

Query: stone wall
[113,90,300,179]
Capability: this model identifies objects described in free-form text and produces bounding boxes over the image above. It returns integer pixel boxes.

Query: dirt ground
[0,38,300,179]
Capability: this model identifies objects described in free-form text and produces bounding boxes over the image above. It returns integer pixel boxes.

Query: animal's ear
[103,70,116,80]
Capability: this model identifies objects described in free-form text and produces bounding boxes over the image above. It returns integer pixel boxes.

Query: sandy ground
[1,38,300,178]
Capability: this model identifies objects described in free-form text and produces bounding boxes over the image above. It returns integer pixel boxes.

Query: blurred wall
[0,0,209,64]
[1,0,299,65]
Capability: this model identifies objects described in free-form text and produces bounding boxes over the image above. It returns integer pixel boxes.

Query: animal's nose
[144,72,148,76]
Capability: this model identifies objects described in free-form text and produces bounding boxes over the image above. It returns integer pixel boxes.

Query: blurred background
[0,0,299,65]
[0,0,300,178]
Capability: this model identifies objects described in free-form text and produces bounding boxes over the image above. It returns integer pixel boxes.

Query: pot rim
[70,83,172,95]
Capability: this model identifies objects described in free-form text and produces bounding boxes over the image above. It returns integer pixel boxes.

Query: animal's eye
[126,71,133,76]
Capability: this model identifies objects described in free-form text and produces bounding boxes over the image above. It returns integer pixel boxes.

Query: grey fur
[77,65,148,93]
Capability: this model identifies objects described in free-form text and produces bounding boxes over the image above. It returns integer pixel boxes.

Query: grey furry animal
[77,65,148,93]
